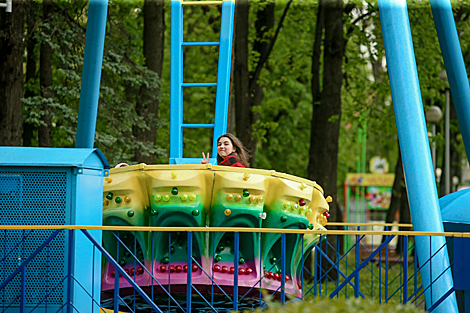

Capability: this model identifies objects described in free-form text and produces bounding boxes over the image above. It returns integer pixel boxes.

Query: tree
[0,1,24,146]
[132,0,165,164]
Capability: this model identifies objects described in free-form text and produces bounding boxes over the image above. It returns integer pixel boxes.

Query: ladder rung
[182,83,217,87]
[182,124,215,128]
[182,1,223,5]
[182,42,220,46]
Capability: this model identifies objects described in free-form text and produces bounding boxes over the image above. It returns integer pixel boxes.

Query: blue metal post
[355,231,359,298]
[170,0,184,162]
[212,0,235,157]
[75,0,109,148]
[281,233,286,304]
[430,0,470,162]
[404,235,409,304]
[378,1,457,311]
[67,230,73,313]
[186,231,192,313]
[233,232,239,311]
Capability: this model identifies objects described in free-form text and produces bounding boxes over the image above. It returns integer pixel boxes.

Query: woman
[201,133,249,168]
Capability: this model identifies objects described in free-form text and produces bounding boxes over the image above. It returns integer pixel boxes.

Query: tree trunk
[235,0,291,167]
[23,0,38,147]
[132,0,165,164]
[306,0,345,282]
[0,1,25,146]
[307,0,344,222]
[385,147,404,223]
[39,0,53,147]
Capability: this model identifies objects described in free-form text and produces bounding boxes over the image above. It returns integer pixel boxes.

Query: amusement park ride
[2,0,470,312]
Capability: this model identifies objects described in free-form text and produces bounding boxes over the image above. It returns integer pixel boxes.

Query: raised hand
[201,152,210,164]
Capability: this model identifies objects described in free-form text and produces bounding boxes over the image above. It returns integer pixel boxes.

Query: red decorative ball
[183,265,188,272]
[110,270,115,276]
[175,265,182,273]
[222,266,228,273]
[323,212,330,218]
[273,273,280,280]
[266,272,273,279]
[214,265,221,272]
[299,199,306,206]
[130,268,135,275]
[170,265,175,273]
[238,268,245,275]
[192,264,198,272]
[160,265,167,272]
[230,267,235,274]
[285,275,290,281]
[245,268,253,275]
[137,267,144,275]
[124,269,130,274]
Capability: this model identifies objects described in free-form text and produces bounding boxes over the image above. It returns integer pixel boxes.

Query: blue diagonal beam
[329,234,395,299]
[378,0,457,312]
[80,230,163,313]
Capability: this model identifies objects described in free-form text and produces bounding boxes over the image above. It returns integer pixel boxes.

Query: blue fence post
[233,232,239,311]
[281,233,286,304]
[404,235,409,304]
[355,228,360,298]
[67,229,73,313]
[378,0,458,311]
[187,231,192,313]
[114,232,120,313]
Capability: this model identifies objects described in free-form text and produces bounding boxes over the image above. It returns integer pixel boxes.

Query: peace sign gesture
[201,152,210,164]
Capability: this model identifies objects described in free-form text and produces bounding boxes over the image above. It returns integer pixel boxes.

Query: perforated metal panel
[0,170,69,306]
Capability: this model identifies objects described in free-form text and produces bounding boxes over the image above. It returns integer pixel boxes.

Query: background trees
[0,0,469,226]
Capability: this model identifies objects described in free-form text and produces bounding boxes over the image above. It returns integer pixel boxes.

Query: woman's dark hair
[217,133,250,167]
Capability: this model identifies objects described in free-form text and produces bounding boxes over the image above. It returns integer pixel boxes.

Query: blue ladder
[169,0,235,165]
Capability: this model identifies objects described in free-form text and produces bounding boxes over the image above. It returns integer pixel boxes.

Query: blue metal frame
[169,0,235,164]
[75,0,109,149]
[378,1,457,312]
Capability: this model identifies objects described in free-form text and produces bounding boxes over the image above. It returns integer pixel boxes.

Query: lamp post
[439,70,451,195]
[425,105,443,173]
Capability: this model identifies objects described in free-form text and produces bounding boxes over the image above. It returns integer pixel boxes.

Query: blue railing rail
[0,225,466,312]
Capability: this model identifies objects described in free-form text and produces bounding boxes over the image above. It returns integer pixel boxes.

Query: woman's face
[217,137,235,158]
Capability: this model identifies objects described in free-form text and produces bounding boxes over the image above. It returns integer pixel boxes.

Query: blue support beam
[170,0,184,162]
[378,1,457,312]
[75,0,108,148]
[212,0,235,158]
[430,0,470,163]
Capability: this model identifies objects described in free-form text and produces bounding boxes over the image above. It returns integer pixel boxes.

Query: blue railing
[0,225,463,312]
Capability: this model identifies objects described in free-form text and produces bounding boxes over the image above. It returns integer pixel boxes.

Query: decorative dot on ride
[170,265,175,273]
[192,264,198,272]
[175,265,182,273]
[224,209,231,216]
[124,196,131,203]
[181,194,188,201]
[214,265,221,272]
[280,216,287,222]
[106,192,113,200]
[243,189,250,197]
[127,210,134,217]
[239,268,245,275]
[299,199,306,206]
[235,195,242,201]
[189,194,197,201]
[192,209,200,216]
[154,194,161,201]
[115,197,122,204]
[226,194,233,201]
[163,195,170,202]
[246,268,253,275]
[171,187,178,195]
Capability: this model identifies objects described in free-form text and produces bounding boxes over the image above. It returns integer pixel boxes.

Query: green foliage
[242,298,423,313]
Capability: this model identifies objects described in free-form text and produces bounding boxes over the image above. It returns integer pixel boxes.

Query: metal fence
[0,224,466,312]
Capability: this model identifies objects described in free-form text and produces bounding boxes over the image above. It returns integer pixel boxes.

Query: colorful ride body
[101,164,329,297]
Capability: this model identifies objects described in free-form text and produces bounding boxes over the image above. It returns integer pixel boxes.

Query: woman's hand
[201,152,210,164]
